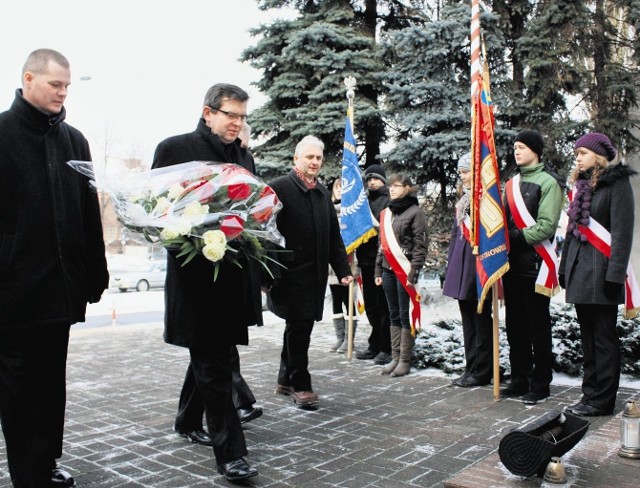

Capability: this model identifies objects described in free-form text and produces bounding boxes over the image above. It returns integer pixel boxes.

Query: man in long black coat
[268,135,353,409]
[0,49,109,488]
[152,83,261,482]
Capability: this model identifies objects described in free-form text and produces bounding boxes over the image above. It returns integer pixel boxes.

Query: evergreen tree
[243,0,385,179]
[508,0,639,172]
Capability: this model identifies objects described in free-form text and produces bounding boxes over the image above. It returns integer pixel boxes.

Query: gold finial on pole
[344,76,356,124]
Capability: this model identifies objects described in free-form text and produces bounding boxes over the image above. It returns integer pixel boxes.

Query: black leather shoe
[373,351,392,365]
[569,402,612,417]
[356,348,378,360]
[450,375,466,385]
[565,401,584,412]
[51,465,76,487]
[216,457,258,481]
[454,376,489,388]
[238,406,263,424]
[499,384,528,398]
[174,426,213,446]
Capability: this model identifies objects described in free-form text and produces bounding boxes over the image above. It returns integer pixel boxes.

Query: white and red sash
[460,214,472,244]
[505,175,560,297]
[568,188,640,319]
[379,208,422,336]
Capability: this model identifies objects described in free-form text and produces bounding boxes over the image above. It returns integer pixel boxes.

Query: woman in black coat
[561,132,637,417]
[374,173,429,377]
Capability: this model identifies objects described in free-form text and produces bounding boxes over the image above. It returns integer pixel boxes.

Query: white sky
[0,0,294,163]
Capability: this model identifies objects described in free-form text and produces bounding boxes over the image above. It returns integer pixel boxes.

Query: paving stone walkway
[0,307,638,487]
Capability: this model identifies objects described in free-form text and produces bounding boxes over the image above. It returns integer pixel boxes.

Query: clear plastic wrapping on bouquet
[68,160,285,271]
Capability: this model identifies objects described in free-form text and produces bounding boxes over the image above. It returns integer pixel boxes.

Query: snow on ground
[87,287,640,389]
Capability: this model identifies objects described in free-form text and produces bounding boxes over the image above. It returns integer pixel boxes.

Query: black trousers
[178,345,247,464]
[503,273,553,395]
[0,323,70,488]
[575,304,620,412]
[329,283,352,316]
[277,319,314,392]
[360,265,390,353]
[458,298,493,382]
[175,346,255,431]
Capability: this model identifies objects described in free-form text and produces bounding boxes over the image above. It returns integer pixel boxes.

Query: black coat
[374,199,429,278]
[152,119,263,347]
[355,186,390,267]
[267,171,351,321]
[560,164,636,305]
[0,90,108,329]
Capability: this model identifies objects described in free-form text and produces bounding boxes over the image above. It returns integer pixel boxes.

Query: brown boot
[391,328,415,377]
[381,325,401,375]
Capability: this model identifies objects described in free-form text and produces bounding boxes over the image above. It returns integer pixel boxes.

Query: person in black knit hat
[500,129,565,405]
[355,164,392,364]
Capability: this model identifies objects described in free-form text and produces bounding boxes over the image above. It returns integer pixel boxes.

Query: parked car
[416,270,442,304]
[110,260,167,292]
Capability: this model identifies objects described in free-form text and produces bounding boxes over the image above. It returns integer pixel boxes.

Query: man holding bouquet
[152,83,262,482]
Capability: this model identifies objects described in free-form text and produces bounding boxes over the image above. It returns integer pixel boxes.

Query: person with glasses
[152,83,262,483]
[374,173,428,377]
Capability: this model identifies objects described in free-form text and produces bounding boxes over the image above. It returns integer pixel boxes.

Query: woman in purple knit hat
[560,132,637,417]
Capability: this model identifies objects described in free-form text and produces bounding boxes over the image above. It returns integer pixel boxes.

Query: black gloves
[603,281,623,299]
[509,229,526,244]
[407,268,419,284]
[558,274,565,289]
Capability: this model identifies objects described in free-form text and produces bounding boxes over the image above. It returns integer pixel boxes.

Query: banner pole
[492,283,500,400]
[344,76,357,360]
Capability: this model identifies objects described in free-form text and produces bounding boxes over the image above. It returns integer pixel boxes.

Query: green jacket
[503,163,564,277]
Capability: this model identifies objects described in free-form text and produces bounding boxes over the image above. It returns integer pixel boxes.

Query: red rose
[220,215,245,240]
[227,182,252,201]
[250,195,278,223]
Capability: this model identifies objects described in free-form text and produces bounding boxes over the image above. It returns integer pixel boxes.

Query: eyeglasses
[208,107,247,122]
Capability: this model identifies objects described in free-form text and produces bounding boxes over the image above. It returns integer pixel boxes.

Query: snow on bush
[414,301,640,378]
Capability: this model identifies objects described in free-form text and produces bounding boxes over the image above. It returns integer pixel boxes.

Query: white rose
[183,201,209,225]
[202,241,226,262]
[160,226,180,240]
[203,229,226,246]
[167,184,184,200]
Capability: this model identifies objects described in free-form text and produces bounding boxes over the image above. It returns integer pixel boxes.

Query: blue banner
[340,116,377,254]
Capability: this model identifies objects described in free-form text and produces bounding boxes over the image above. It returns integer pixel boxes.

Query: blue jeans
[381,268,410,330]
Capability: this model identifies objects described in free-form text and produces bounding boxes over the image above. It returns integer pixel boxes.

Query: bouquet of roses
[68,160,285,279]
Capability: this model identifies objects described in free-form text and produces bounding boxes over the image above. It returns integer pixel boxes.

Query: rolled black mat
[499,410,590,477]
